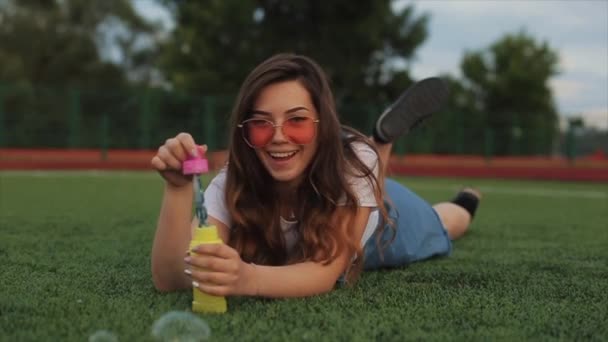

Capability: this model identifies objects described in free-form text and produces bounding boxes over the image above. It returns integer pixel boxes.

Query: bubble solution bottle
[183,151,227,313]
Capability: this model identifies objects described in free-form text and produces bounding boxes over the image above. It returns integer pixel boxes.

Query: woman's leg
[363,178,454,269]
[368,76,480,250]
[372,138,481,241]
[433,188,481,240]
[371,77,448,174]
[373,140,392,175]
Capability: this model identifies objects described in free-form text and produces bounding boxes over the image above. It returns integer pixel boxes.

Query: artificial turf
[1,171,607,341]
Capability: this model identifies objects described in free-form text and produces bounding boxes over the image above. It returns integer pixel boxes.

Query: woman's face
[247,80,320,186]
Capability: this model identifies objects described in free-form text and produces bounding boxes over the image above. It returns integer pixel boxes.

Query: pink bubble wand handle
[183,154,209,175]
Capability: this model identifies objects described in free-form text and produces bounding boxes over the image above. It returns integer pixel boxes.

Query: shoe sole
[376,77,449,141]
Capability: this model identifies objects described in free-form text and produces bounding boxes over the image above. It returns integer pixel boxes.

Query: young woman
[150,54,481,298]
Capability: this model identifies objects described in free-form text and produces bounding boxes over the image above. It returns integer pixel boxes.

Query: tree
[419,75,487,155]
[0,0,155,88]
[158,0,429,130]
[0,0,156,147]
[460,31,559,155]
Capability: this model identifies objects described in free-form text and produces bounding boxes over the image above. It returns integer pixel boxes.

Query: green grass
[1,171,607,341]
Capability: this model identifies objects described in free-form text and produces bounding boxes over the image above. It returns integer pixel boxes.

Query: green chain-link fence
[1,83,603,159]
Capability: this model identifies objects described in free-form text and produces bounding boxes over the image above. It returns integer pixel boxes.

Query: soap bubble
[151,311,211,342]
[88,330,118,342]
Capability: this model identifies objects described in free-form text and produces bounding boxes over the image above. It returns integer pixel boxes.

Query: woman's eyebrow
[285,106,309,114]
[250,110,272,117]
[251,106,310,116]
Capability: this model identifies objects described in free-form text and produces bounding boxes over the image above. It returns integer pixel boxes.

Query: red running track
[1,148,607,182]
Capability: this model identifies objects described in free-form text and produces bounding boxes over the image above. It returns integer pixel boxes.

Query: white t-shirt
[204,142,381,253]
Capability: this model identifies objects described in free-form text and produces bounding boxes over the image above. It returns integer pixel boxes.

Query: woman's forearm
[151,183,193,291]
[241,208,368,298]
[248,259,346,298]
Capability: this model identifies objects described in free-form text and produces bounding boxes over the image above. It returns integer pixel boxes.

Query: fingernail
[184,256,191,263]
[184,269,192,275]
[191,148,199,157]
[192,281,199,288]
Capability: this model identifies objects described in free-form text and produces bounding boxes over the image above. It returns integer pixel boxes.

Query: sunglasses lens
[241,116,317,148]
[284,117,316,144]
[244,119,274,147]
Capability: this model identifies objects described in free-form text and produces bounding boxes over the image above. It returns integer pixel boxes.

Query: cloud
[550,79,585,102]
[581,108,608,130]
[399,0,608,129]
[562,108,608,130]
[559,46,608,76]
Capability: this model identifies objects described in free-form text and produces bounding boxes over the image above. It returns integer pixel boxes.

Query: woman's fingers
[150,155,167,171]
[183,245,249,297]
[176,132,199,157]
[165,137,188,162]
[152,132,206,173]
[157,145,182,170]
[186,254,237,273]
[150,132,208,188]
[192,243,238,259]
[193,282,229,297]
[186,269,236,286]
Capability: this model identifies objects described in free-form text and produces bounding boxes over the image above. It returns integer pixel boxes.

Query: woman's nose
[271,123,288,143]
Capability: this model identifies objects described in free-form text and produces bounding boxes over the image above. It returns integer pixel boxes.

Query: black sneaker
[374,77,449,143]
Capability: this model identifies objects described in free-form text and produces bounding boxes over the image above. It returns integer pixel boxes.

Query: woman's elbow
[153,278,175,292]
[152,273,176,292]
[321,284,336,295]
[151,265,183,292]
[316,277,338,295]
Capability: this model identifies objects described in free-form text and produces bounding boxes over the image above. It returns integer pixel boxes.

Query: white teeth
[269,151,297,158]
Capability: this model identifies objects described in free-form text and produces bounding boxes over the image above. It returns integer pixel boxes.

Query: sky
[134,0,608,130]
[401,0,608,130]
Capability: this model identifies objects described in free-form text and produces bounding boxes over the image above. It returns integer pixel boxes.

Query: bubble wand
[183,149,227,313]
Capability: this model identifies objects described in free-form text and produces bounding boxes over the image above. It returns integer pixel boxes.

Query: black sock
[451,191,479,219]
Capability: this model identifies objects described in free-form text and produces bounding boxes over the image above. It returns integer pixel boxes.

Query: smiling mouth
[268,150,298,161]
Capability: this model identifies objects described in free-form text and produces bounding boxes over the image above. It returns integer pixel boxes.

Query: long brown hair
[225,54,390,283]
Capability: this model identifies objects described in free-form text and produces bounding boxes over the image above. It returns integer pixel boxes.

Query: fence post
[565,126,575,163]
[456,119,464,154]
[484,128,494,163]
[510,113,522,155]
[139,90,151,149]
[0,86,4,147]
[395,136,406,156]
[203,97,217,150]
[366,105,376,136]
[68,88,81,148]
[100,113,109,161]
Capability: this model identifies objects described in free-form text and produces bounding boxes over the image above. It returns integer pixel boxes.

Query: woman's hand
[185,243,258,297]
[150,132,206,188]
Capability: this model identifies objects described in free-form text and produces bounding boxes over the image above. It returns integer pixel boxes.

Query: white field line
[1,171,607,199]
[411,184,608,199]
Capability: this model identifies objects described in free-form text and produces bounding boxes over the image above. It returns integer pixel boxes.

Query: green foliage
[460,31,559,155]
[401,75,488,155]
[0,2,571,155]
[0,0,156,147]
[0,0,153,87]
[159,0,428,110]
[1,172,607,340]
[0,85,233,149]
